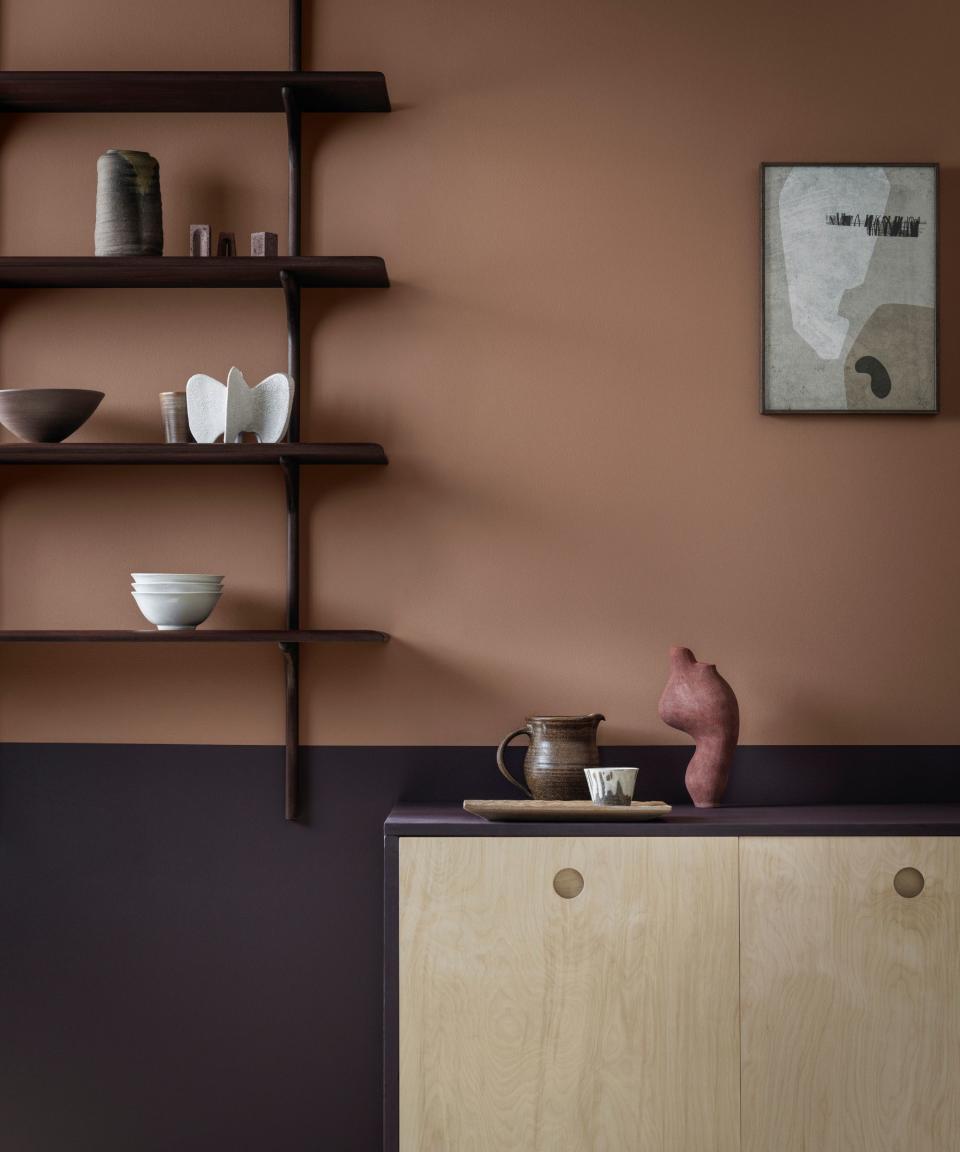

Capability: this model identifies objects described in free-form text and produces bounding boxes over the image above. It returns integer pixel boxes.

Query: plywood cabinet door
[741,837,960,1152]
[398,836,740,1152]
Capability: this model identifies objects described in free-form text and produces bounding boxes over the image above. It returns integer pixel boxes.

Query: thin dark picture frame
[760,162,940,415]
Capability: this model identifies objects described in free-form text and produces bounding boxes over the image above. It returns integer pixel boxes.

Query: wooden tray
[463,799,672,822]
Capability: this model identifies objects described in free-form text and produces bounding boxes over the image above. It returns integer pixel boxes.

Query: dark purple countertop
[385,803,960,836]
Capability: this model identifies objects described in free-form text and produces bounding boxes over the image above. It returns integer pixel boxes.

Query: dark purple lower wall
[1,743,958,1151]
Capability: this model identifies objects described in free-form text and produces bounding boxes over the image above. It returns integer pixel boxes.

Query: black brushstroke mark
[855,355,892,399]
[826,212,923,237]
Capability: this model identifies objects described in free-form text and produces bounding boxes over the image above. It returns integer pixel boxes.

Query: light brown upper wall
[1,0,958,745]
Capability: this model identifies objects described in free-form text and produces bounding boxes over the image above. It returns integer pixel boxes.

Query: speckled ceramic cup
[584,767,638,807]
[160,392,194,443]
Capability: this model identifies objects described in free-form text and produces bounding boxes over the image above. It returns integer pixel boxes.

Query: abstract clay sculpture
[95,150,163,256]
[186,367,294,444]
[657,646,739,807]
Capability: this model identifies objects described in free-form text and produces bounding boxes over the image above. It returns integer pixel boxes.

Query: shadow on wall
[301,637,532,749]
[299,105,417,258]
[937,167,959,420]
[297,282,407,442]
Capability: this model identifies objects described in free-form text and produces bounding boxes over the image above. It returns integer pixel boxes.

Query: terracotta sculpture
[657,646,739,807]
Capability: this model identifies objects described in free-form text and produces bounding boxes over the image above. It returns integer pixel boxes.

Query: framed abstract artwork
[761,163,938,413]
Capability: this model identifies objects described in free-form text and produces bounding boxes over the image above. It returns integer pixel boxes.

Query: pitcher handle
[496,726,533,798]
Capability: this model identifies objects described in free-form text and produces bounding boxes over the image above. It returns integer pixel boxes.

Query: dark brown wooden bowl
[0,388,104,442]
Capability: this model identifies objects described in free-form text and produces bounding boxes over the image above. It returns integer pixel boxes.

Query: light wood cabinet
[397,836,740,1152]
[387,824,960,1151]
[740,837,960,1152]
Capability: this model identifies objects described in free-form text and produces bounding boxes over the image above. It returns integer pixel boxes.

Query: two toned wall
[2,1,960,1149]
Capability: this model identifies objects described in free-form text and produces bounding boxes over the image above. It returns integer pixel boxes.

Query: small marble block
[216,232,236,257]
[251,231,278,258]
[189,224,211,257]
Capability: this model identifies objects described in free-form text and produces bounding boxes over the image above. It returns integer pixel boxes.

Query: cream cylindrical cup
[584,767,638,807]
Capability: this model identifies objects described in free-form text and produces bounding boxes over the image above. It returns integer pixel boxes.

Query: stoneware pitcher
[496,714,605,800]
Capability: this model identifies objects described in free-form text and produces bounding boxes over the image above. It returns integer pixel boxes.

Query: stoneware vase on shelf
[657,646,739,807]
[496,713,605,800]
[95,149,163,256]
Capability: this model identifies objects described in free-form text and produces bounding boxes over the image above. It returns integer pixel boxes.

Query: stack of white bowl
[131,572,223,630]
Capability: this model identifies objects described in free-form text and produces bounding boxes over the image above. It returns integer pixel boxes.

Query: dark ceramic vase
[95,149,163,256]
[496,714,605,800]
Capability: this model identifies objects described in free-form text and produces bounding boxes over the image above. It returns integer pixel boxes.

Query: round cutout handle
[496,726,533,797]
[553,868,584,899]
[894,867,925,898]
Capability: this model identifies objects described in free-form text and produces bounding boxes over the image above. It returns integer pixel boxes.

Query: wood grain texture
[399,836,739,1151]
[741,837,960,1152]
[0,71,391,113]
[0,629,388,643]
[0,443,387,465]
[463,799,672,822]
[0,257,389,289]
[387,803,960,837]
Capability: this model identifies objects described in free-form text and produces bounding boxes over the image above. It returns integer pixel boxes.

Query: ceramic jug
[496,714,605,800]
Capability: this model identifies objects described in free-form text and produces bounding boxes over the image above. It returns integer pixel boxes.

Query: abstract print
[762,164,937,412]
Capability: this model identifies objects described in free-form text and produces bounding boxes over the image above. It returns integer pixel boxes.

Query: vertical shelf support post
[290,0,302,72]
[279,0,304,820]
[280,288,301,820]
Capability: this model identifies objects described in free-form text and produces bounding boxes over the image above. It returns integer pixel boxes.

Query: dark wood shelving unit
[0,70,390,113]
[0,256,389,289]
[0,630,389,644]
[0,0,392,820]
[0,443,388,465]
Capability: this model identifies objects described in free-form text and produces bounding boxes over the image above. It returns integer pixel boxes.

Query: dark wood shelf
[0,71,390,113]
[0,442,388,465]
[0,17,393,819]
[0,256,389,289]
[0,629,389,644]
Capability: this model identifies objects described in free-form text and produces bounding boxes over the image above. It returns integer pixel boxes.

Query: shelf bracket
[281,85,301,260]
[280,269,301,439]
[279,454,300,621]
[279,640,300,821]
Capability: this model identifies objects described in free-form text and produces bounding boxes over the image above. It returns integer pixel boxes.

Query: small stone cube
[189,224,211,257]
[251,231,279,258]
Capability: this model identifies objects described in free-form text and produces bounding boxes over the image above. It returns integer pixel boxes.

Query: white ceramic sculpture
[186,367,294,444]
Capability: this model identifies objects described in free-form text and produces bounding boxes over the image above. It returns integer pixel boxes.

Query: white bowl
[131,572,224,584]
[132,581,223,594]
[131,589,222,630]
